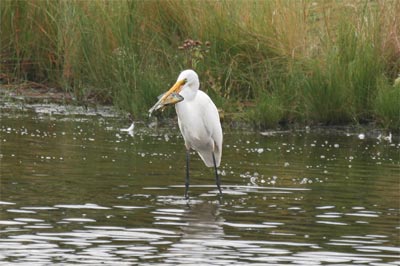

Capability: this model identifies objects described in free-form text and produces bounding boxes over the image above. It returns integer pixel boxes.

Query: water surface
[0,103,399,265]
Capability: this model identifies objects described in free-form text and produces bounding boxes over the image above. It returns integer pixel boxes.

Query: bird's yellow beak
[159,79,186,103]
[148,79,186,116]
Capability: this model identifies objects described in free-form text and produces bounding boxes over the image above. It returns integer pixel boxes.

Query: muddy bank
[0,85,396,142]
[0,83,73,104]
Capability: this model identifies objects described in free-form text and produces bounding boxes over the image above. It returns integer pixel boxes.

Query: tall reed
[1,0,399,129]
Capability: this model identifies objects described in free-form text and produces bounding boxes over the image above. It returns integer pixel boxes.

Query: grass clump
[1,0,399,129]
[374,77,400,130]
[247,93,285,128]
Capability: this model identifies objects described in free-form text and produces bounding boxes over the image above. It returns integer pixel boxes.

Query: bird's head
[177,69,199,89]
[148,69,199,116]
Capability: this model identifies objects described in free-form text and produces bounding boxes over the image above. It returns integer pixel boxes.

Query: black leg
[212,152,222,195]
[185,149,190,199]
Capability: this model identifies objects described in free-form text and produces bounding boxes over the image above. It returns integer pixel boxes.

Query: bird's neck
[180,86,198,101]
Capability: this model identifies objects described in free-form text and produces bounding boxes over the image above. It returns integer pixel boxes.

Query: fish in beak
[148,79,186,116]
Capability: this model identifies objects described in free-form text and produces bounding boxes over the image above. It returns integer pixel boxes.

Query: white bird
[149,69,223,198]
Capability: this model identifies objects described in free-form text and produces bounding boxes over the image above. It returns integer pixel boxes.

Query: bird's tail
[197,145,221,168]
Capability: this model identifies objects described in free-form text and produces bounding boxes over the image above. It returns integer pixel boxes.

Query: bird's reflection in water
[163,201,230,265]
[182,201,224,239]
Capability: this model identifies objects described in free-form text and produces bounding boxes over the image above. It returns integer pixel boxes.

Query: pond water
[0,103,399,265]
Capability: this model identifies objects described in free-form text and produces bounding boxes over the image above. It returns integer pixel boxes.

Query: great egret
[149,69,223,198]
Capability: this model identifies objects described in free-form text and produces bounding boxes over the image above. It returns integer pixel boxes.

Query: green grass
[1,0,399,130]
[374,77,400,130]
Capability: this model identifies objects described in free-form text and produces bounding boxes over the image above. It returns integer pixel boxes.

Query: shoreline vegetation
[1,1,399,130]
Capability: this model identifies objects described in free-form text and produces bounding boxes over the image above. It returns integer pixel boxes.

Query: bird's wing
[198,91,223,166]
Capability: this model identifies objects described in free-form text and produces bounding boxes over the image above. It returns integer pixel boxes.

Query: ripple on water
[7,209,36,214]
[223,222,276,229]
[20,206,58,210]
[62,218,97,223]
[0,201,16,205]
[0,220,26,225]
[113,205,148,210]
[54,203,110,210]
[316,221,348,226]
[292,251,383,264]
[14,218,44,223]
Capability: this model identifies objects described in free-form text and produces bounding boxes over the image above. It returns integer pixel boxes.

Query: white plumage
[175,70,223,167]
[148,69,223,197]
